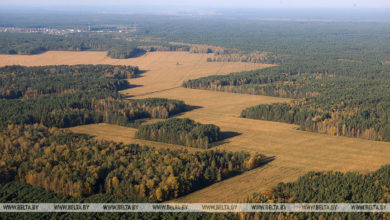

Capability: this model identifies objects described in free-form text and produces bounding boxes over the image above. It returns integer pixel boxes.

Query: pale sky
[1,0,390,8]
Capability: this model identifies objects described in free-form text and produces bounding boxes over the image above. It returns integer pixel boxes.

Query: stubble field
[3,51,390,202]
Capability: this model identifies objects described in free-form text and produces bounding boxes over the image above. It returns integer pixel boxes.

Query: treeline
[0,92,186,128]
[244,165,390,219]
[207,51,281,64]
[3,166,390,219]
[0,32,281,64]
[240,76,390,141]
[183,63,390,98]
[0,32,133,58]
[0,32,191,59]
[0,65,187,128]
[0,124,262,201]
[0,182,231,219]
[0,32,209,60]
[136,118,222,149]
[146,19,390,65]
[186,63,390,142]
[0,65,138,99]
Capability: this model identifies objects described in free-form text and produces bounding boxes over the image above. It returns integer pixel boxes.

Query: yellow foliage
[329,126,337,136]
[112,176,119,188]
[155,188,164,201]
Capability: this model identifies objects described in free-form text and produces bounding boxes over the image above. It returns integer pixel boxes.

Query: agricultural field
[0,51,273,96]
[6,50,389,203]
[2,6,390,219]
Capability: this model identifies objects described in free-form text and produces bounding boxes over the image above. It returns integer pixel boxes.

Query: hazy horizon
[1,0,390,9]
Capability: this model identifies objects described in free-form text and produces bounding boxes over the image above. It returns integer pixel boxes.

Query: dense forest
[0,32,191,59]
[243,165,390,219]
[150,17,390,142]
[0,182,233,220]
[0,65,187,128]
[0,65,138,99]
[0,124,261,201]
[0,93,187,128]
[185,62,390,142]
[136,118,222,149]
[2,14,390,63]
[2,164,390,219]
[0,32,280,63]
[0,181,234,219]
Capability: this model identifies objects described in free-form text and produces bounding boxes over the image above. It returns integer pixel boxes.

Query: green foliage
[0,181,235,219]
[186,63,390,142]
[0,65,138,99]
[0,32,192,60]
[0,32,145,59]
[245,166,390,219]
[136,118,222,149]
[0,94,187,128]
[0,65,187,128]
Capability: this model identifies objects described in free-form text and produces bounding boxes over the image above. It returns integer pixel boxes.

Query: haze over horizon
[1,0,390,9]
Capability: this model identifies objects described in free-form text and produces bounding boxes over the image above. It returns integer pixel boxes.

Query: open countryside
[2,50,390,202]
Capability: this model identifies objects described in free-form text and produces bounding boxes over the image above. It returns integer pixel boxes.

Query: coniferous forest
[0,65,187,128]
[136,118,222,149]
[0,33,192,59]
[185,63,390,142]
[243,165,390,219]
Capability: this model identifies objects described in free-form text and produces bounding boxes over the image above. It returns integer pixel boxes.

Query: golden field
[4,51,390,202]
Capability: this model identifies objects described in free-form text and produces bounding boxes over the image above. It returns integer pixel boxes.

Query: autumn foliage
[0,124,262,201]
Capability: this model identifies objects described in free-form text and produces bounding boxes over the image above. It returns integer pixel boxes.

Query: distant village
[0,25,137,35]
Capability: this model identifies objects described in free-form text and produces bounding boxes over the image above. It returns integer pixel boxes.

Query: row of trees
[207,51,280,64]
[0,124,262,201]
[136,118,222,149]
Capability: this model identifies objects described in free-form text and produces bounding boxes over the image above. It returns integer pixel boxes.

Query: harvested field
[4,51,390,202]
[0,51,273,97]
[136,88,390,202]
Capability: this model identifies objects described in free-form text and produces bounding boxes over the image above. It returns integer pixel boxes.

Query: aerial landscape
[1,0,390,219]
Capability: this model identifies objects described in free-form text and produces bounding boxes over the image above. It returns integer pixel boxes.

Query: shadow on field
[184,105,203,113]
[171,105,203,117]
[127,84,144,89]
[220,131,242,139]
[209,131,242,148]
[135,70,149,78]
[258,155,276,166]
